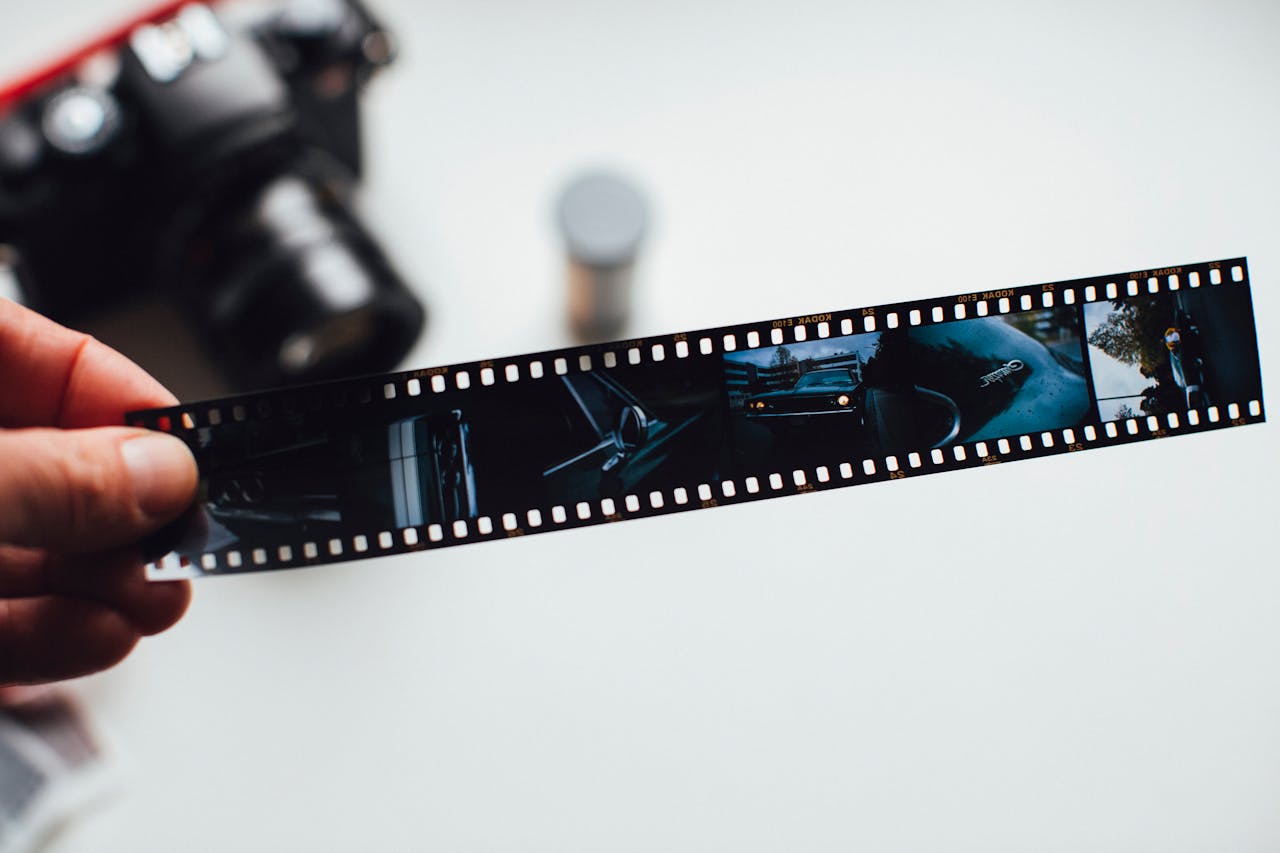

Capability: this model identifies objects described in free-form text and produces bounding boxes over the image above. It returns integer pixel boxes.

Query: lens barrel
[183,172,424,389]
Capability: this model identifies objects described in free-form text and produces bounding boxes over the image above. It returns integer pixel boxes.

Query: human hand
[0,298,197,687]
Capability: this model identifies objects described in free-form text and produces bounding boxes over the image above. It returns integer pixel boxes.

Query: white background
[3,1,1280,851]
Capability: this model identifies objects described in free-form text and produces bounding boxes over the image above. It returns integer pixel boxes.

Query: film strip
[132,257,1266,580]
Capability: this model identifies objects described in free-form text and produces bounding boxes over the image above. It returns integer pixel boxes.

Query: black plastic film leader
[132,258,1266,580]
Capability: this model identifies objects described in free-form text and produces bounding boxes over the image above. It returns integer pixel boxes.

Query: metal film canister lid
[555,171,650,341]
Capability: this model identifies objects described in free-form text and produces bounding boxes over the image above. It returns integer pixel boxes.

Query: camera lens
[181,172,424,389]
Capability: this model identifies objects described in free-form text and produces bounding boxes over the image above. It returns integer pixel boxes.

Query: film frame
[131,257,1266,580]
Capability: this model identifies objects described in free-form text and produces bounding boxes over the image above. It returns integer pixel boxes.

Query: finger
[0,427,198,553]
[0,545,46,594]
[0,597,140,687]
[0,685,57,706]
[0,298,176,429]
[0,545,191,636]
[58,551,192,636]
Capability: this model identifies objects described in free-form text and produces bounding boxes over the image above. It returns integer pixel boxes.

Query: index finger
[0,299,177,429]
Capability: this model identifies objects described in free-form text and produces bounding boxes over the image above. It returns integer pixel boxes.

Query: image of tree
[861,331,909,389]
[1086,296,1173,375]
[1139,385,1160,415]
[768,345,800,385]
[1114,404,1138,419]
[1088,308,1144,365]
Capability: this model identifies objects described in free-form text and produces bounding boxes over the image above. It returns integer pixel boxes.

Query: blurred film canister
[556,171,650,341]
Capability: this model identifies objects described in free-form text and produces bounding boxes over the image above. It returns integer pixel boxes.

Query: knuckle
[47,433,138,544]
[0,429,146,551]
[2,446,66,544]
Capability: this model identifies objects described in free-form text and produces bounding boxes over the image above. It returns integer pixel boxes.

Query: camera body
[0,0,424,388]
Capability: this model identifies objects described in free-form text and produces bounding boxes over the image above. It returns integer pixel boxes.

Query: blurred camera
[0,0,424,388]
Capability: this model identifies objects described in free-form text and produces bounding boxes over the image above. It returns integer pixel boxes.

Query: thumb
[0,427,198,554]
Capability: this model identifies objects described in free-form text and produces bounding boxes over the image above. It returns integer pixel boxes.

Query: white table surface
[4,2,1280,851]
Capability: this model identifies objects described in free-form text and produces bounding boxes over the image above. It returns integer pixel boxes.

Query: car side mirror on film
[601,405,649,473]
[617,405,649,450]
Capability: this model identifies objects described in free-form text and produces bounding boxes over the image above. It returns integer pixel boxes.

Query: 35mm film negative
[132,258,1265,580]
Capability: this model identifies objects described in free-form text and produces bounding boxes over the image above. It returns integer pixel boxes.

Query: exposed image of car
[1166,294,1210,408]
[903,315,1091,445]
[474,369,723,505]
[172,408,477,559]
[541,373,707,495]
[743,368,865,434]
